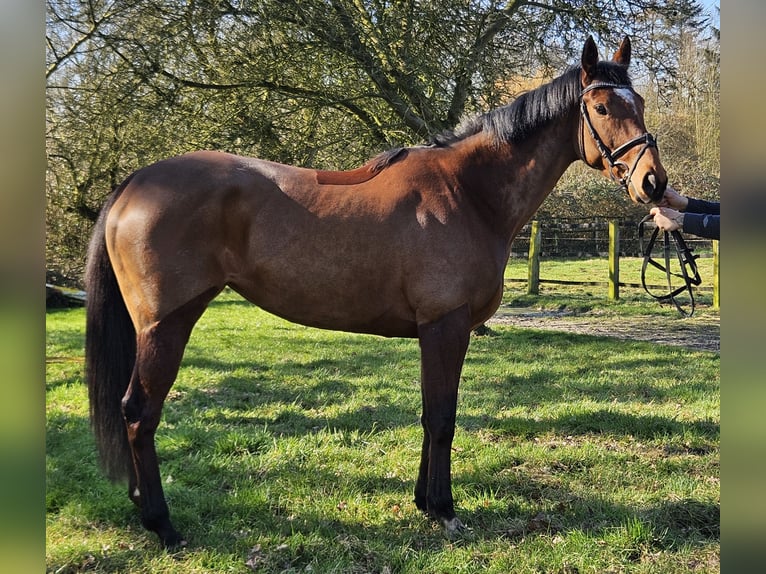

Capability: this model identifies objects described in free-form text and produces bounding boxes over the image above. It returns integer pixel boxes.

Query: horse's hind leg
[122,288,219,547]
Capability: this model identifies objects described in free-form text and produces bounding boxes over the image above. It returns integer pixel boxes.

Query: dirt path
[486,307,720,353]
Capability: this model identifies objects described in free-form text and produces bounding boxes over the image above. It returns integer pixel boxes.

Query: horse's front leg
[414,304,471,536]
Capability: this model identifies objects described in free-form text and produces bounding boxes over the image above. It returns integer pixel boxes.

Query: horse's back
[104,151,408,329]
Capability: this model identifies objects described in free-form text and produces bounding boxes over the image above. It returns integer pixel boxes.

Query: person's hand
[650,206,684,232]
[655,186,689,210]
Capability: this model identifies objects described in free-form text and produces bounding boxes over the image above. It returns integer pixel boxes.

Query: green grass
[503,255,717,315]
[46,261,719,573]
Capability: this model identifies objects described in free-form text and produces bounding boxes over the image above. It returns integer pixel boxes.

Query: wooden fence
[517,218,719,309]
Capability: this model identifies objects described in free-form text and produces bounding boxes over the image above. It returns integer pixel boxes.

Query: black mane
[431,62,632,147]
[367,61,631,173]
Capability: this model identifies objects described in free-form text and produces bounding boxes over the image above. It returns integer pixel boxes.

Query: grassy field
[503,254,717,310]
[46,259,719,573]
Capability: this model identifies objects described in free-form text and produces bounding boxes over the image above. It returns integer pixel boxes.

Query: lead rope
[638,215,702,317]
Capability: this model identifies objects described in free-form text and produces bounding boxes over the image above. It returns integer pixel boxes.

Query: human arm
[649,206,719,240]
[681,212,719,240]
[684,197,720,216]
[653,186,720,239]
[657,186,719,215]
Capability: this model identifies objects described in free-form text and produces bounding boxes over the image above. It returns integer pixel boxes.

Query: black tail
[84,176,136,482]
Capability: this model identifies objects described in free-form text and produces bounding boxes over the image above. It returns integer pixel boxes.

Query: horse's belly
[229,276,419,338]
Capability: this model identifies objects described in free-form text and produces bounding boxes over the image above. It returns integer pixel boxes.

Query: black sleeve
[685,197,720,215]
[683,213,719,240]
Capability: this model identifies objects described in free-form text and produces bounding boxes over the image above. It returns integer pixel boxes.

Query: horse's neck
[457,118,578,244]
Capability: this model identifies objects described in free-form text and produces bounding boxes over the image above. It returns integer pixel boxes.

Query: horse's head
[578,36,667,204]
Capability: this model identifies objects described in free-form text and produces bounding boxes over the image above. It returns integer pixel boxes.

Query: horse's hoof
[160,530,188,550]
[442,517,470,539]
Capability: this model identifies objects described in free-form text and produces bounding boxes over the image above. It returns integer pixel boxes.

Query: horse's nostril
[643,172,665,202]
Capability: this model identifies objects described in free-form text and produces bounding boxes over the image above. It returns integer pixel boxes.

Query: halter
[638,215,702,317]
[578,82,658,197]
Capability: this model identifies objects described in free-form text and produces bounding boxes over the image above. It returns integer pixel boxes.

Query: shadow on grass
[46,407,718,573]
[468,409,718,442]
[46,403,718,530]
[47,303,718,570]
[168,325,718,442]
[50,445,716,571]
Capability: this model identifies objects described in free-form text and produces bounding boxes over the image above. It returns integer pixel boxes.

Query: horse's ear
[613,36,631,67]
[581,36,599,85]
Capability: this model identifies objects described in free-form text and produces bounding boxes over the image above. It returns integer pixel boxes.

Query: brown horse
[85,36,666,547]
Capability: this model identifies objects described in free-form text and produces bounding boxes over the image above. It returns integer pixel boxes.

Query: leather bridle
[638,215,702,317]
[579,82,658,199]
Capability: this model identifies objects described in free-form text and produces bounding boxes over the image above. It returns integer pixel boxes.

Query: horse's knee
[424,413,456,445]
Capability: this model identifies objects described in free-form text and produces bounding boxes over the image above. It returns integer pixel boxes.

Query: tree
[46,0,713,282]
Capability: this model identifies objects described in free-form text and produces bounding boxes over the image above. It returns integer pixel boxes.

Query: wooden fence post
[608,219,619,300]
[712,240,720,309]
[527,220,541,295]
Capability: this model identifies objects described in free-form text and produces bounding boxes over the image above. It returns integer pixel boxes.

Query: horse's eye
[594,103,608,116]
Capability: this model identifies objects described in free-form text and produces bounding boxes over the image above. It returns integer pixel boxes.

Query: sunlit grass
[46,261,718,573]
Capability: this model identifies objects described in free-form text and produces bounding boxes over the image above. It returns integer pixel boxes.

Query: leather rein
[638,215,702,317]
[578,82,658,196]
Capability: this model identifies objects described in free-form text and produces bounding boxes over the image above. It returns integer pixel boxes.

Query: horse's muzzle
[641,171,667,204]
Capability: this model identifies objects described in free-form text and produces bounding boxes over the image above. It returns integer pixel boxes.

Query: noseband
[578,82,658,196]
